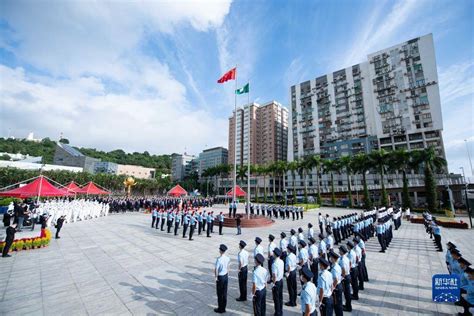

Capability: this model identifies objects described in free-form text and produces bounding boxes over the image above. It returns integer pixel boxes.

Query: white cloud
[0,0,232,154]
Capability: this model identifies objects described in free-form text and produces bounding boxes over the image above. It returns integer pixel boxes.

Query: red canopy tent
[64,181,82,193]
[0,176,68,198]
[226,185,246,197]
[77,182,110,195]
[167,184,187,197]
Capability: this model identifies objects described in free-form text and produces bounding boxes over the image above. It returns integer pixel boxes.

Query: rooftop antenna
[59,132,63,141]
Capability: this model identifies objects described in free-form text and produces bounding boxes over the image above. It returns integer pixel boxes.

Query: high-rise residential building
[198,147,228,177]
[171,153,196,181]
[229,100,288,167]
[289,34,444,162]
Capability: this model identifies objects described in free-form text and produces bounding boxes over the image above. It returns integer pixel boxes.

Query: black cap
[353,236,360,243]
[308,223,313,228]
[301,266,313,280]
[255,253,265,265]
[299,240,307,247]
[308,237,316,244]
[239,240,247,248]
[287,244,296,253]
[318,233,324,239]
[466,267,474,274]
[298,227,303,233]
[318,258,330,267]
[280,232,287,238]
[269,234,275,241]
[255,237,262,244]
[346,241,354,248]
[328,251,340,260]
[290,229,296,235]
[273,247,282,257]
[219,244,228,252]
[459,257,471,266]
[447,242,457,248]
[450,248,461,255]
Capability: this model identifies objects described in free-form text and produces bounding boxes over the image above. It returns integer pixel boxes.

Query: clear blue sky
[0,0,473,174]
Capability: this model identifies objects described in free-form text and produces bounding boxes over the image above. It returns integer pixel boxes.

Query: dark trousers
[434,234,442,251]
[320,296,333,316]
[174,223,179,235]
[198,222,202,235]
[216,274,228,312]
[286,270,297,305]
[253,288,266,316]
[238,266,248,300]
[460,296,474,315]
[268,256,274,276]
[161,219,165,231]
[272,280,283,316]
[167,221,173,233]
[233,208,237,218]
[377,233,386,251]
[292,213,295,221]
[342,275,352,310]
[2,239,13,256]
[311,261,319,284]
[155,217,159,229]
[357,264,365,290]
[333,283,343,316]
[361,254,369,281]
[296,212,299,220]
[151,216,156,228]
[350,268,359,299]
[183,224,188,237]
[207,222,211,237]
[319,223,323,233]
[219,222,223,235]
[189,224,195,240]
[229,208,232,217]
[211,221,214,233]
[55,226,62,238]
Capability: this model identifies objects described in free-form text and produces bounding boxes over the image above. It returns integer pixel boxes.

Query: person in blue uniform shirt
[252,253,268,316]
[285,244,298,307]
[346,241,359,300]
[458,257,471,294]
[182,211,190,238]
[218,212,225,235]
[459,266,474,316]
[271,247,284,316]
[317,257,334,316]
[280,232,288,268]
[198,211,203,235]
[356,233,369,282]
[268,234,277,280]
[206,212,213,237]
[160,210,166,231]
[308,237,319,284]
[338,245,352,312]
[151,208,157,228]
[174,211,181,236]
[446,242,457,273]
[353,236,364,291]
[215,244,230,314]
[237,240,249,302]
[329,251,343,316]
[300,266,318,316]
[189,211,196,240]
[254,237,264,258]
[167,210,174,233]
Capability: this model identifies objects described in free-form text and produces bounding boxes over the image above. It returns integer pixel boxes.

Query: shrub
[24,239,33,250]
[0,242,4,253]
[15,240,24,251]
[33,238,42,248]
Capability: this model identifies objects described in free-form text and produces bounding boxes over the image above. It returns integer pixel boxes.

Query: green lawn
[295,203,320,211]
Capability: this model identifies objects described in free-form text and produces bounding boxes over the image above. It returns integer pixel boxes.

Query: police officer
[189,212,196,240]
[317,258,334,316]
[285,244,298,307]
[174,211,181,236]
[280,232,288,268]
[218,212,225,235]
[206,212,212,237]
[268,234,276,280]
[236,240,249,302]
[198,211,203,235]
[271,247,284,316]
[160,210,166,231]
[329,251,343,316]
[254,237,264,258]
[151,208,157,228]
[214,244,230,313]
[347,241,359,300]
[339,245,352,312]
[182,211,190,238]
[308,237,319,284]
[252,253,268,316]
[167,210,174,233]
[300,266,318,316]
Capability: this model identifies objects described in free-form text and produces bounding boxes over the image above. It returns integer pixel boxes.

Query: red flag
[217,67,236,83]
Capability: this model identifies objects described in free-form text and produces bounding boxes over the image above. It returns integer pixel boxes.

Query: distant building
[94,161,118,174]
[53,142,100,173]
[171,153,196,181]
[0,152,42,163]
[116,164,155,179]
[0,160,83,173]
[198,147,228,177]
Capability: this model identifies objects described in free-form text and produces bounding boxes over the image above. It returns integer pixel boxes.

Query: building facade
[198,147,228,177]
[53,142,100,173]
[228,100,288,167]
[171,153,196,181]
[116,164,155,179]
[94,161,118,174]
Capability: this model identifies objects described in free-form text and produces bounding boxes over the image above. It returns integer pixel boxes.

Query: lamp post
[460,167,472,229]
[465,140,474,177]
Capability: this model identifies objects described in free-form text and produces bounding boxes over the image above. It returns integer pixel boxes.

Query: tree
[369,149,389,207]
[287,160,299,203]
[352,153,373,210]
[388,149,419,211]
[418,147,447,212]
[322,159,340,207]
[307,154,322,205]
[297,158,310,203]
[339,155,354,208]
[274,160,288,204]
[59,138,70,144]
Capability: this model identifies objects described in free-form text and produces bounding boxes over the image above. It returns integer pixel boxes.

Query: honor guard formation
[213,206,404,315]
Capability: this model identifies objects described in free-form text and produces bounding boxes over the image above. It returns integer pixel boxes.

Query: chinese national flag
[217,67,236,83]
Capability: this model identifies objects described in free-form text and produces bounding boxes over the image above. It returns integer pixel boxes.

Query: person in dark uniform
[174,211,181,236]
[55,215,65,239]
[271,247,284,316]
[236,215,242,235]
[3,210,12,227]
[2,223,17,257]
[189,212,196,241]
[215,244,230,313]
[252,253,268,316]
[218,212,224,235]
[228,203,233,218]
[236,240,249,302]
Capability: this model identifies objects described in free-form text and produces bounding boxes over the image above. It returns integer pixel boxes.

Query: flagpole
[233,66,237,207]
[247,80,250,218]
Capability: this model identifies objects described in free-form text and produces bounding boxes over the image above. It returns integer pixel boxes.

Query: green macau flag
[235,83,249,94]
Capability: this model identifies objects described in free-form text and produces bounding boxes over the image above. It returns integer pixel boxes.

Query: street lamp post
[460,167,472,229]
[465,140,474,177]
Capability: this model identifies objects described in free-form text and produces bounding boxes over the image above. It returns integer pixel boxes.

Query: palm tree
[297,158,309,203]
[287,160,299,203]
[352,153,373,210]
[275,160,289,204]
[236,165,247,187]
[339,155,354,208]
[369,149,390,207]
[322,159,339,207]
[267,162,279,203]
[260,164,269,203]
[388,149,418,210]
[417,147,447,212]
[250,164,259,203]
[307,154,322,205]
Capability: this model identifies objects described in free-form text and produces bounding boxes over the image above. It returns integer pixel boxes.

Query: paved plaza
[0,206,473,315]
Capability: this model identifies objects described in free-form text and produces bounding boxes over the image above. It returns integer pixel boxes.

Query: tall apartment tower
[289,34,444,162]
[229,101,288,167]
